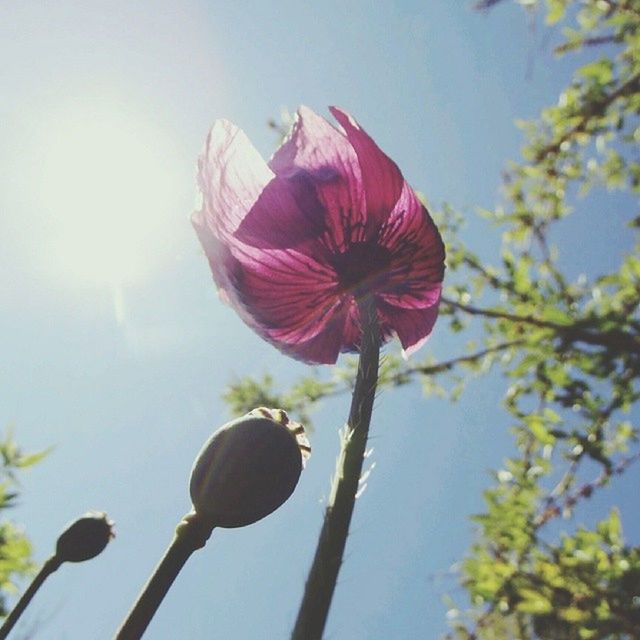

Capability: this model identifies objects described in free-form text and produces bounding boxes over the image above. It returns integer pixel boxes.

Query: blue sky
[1,1,638,639]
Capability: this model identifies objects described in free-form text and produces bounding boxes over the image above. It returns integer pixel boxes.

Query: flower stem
[114,511,214,640]
[291,297,380,640]
[0,556,62,640]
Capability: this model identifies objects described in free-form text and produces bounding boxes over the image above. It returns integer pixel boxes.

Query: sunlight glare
[37,100,183,289]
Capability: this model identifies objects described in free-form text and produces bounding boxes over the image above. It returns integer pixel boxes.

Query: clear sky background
[1,1,638,639]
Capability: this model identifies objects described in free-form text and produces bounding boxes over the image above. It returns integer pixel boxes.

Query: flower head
[193,106,445,364]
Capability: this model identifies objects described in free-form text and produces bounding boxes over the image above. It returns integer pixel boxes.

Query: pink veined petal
[377,297,441,358]
[379,281,442,310]
[192,215,266,331]
[376,182,446,308]
[277,301,350,364]
[329,106,404,222]
[219,241,351,363]
[197,119,274,240]
[269,106,373,252]
[192,209,234,299]
[197,118,331,255]
[232,246,336,341]
[232,171,329,253]
[193,209,340,354]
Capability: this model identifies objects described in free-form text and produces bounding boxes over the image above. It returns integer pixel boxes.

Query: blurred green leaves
[0,429,47,617]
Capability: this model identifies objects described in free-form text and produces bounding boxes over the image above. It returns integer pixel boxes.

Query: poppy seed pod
[55,511,115,563]
[190,408,310,529]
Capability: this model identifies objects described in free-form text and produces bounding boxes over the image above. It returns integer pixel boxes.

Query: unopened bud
[190,408,310,528]
[55,511,115,563]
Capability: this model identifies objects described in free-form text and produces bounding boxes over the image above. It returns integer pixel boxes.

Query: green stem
[114,512,214,640]
[0,555,62,640]
[291,297,380,640]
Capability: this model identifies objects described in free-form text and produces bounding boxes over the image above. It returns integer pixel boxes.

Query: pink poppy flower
[193,106,445,364]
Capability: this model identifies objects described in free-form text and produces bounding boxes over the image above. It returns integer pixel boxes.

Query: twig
[442,297,640,354]
[534,451,640,527]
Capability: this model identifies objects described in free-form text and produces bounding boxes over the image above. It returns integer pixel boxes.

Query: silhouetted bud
[55,511,115,563]
[190,408,310,528]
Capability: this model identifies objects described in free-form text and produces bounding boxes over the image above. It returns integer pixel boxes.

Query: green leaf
[546,0,567,26]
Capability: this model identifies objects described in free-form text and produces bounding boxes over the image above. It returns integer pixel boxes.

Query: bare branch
[442,297,640,354]
[402,341,525,379]
[534,451,640,527]
[554,34,623,54]
[473,0,510,11]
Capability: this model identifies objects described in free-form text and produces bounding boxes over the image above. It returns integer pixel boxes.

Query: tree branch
[474,0,510,10]
[401,341,525,379]
[534,72,640,163]
[442,297,640,354]
[554,34,623,54]
[534,450,640,527]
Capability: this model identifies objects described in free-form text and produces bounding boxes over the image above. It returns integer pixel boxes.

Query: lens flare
[35,98,183,289]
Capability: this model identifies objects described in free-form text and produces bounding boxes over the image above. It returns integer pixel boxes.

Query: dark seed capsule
[56,512,115,563]
[190,408,309,529]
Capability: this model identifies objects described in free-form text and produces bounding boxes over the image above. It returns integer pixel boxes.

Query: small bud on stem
[0,511,114,640]
[56,511,115,563]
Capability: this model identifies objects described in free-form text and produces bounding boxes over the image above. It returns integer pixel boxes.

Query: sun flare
[36,98,183,289]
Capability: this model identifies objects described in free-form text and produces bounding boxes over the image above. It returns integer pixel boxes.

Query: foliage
[223,0,640,637]
[0,429,46,617]
[223,372,336,430]
[443,1,640,636]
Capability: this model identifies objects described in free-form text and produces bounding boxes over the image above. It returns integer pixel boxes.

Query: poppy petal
[270,106,375,252]
[377,298,441,357]
[329,107,404,222]
[196,119,273,239]
[377,182,445,308]
[222,242,349,363]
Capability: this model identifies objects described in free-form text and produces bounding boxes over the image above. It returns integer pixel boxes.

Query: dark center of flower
[331,242,393,294]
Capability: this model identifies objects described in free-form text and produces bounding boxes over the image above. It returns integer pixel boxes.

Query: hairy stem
[114,512,214,640]
[291,297,380,640]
